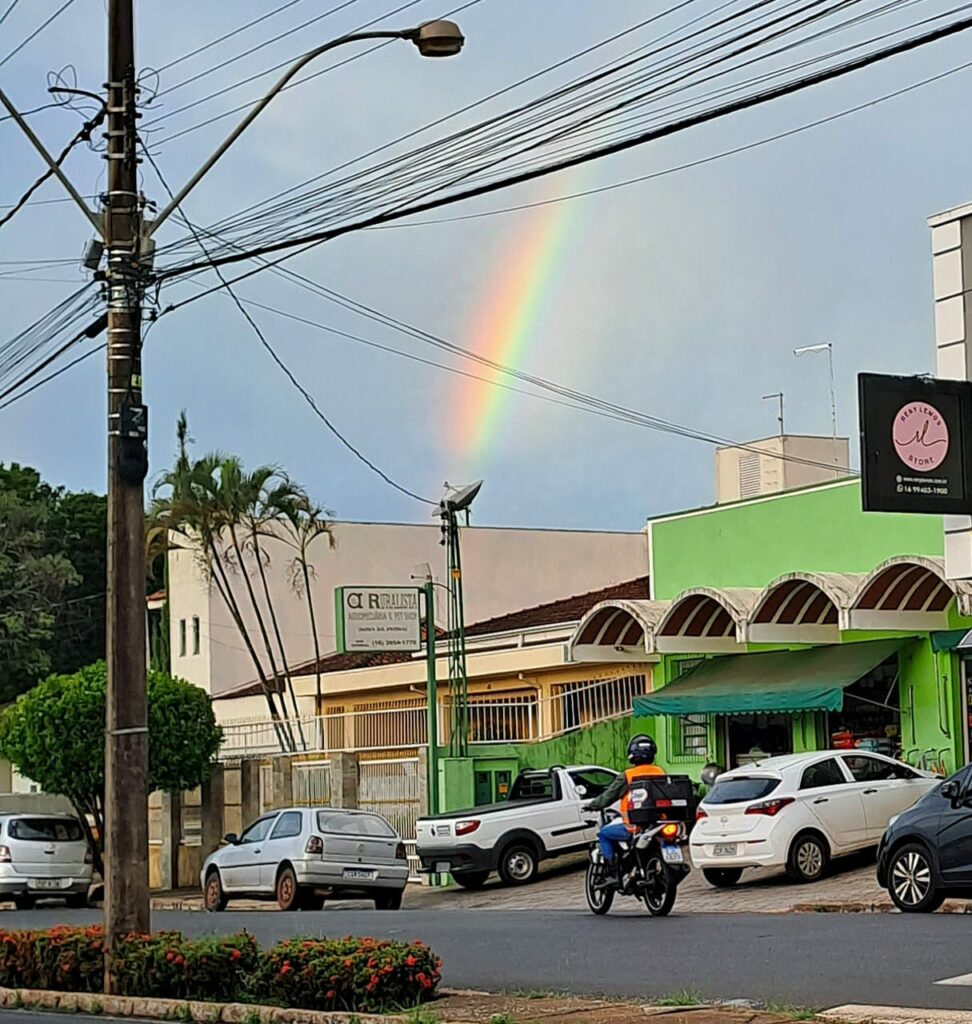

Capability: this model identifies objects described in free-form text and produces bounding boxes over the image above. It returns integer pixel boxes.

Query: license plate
[342,869,376,881]
[661,846,684,864]
[30,879,63,890]
[713,843,738,857]
[434,861,451,874]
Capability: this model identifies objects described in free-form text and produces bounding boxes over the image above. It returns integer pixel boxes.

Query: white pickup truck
[415,765,619,888]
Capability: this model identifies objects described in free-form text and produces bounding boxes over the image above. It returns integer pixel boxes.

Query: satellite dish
[441,479,483,512]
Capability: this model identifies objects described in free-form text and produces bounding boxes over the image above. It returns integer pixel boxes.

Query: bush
[0,927,440,1013]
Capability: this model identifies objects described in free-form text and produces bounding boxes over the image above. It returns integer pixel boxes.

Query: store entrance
[724,714,793,768]
[827,655,900,758]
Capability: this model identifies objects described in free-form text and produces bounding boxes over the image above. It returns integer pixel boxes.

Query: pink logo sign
[893,402,949,471]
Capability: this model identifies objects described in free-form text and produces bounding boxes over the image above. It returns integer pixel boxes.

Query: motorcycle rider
[583,734,665,885]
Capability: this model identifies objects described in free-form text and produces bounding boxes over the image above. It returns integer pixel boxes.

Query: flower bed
[0,927,440,1014]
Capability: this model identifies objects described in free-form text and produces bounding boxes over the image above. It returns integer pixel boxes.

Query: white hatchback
[0,814,93,908]
[690,751,938,886]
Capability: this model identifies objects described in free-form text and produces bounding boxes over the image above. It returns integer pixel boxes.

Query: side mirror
[575,785,587,798]
[940,780,960,802]
[223,832,239,845]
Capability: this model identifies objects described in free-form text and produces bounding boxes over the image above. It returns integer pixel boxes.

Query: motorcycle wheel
[642,855,677,917]
[585,859,614,916]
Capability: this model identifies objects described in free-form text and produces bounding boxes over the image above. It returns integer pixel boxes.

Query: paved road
[5,907,972,1012]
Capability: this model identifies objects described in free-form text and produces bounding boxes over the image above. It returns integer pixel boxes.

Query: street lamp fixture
[410,20,465,57]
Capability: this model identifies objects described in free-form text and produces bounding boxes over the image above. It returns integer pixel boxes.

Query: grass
[404,1007,440,1024]
[488,1015,522,1024]
[504,988,567,1000]
[655,989,705,1007]
[763,1004,817,1020]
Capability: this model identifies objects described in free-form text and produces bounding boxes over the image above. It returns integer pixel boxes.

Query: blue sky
[2,0,971,530]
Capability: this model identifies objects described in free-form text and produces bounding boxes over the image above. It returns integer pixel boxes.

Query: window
[8,818,83,842]
[842,755,896,783]
[269,811,303,840]
[705,777,780,805]
[239,814,277,844]
[316,811,396,837]
[511,772,555,801]
[678,714,710,759]
[192,616,200,655]
[178,619,186,658]
[800,758,847,790]
[569,769,618,799]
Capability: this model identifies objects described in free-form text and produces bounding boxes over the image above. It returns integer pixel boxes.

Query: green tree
[0,662,222,876]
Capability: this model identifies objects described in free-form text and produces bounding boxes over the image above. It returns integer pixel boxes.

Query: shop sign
[859,372,972,514]
[335,586,422,652]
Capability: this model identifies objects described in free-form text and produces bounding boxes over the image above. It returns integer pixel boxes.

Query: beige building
[167,520,648,698]
[715,434,851,504]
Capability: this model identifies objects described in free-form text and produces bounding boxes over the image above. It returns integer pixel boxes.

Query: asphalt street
[3,906,972,1013]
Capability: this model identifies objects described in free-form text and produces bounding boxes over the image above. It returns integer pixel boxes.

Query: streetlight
[762,392,784,435]
[793,343,838,474]
[149,20,465,233]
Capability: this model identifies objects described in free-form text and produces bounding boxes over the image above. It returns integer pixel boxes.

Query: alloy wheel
[892,850,931,907]
[797,840,824,878]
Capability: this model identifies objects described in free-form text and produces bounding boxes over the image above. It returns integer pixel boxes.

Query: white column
[930,203,972,579]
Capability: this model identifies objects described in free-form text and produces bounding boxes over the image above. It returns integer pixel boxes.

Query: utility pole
[104,0,150,980]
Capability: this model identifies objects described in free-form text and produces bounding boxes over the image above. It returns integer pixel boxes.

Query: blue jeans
[597,821,631,864]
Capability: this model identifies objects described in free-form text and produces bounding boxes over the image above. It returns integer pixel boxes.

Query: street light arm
[149,30,410,235]
[0,85,102,232]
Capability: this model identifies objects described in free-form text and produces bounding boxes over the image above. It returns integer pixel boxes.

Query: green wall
[649,480,944,599]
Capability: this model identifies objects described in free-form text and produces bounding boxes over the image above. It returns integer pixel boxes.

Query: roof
[462,576,650,638]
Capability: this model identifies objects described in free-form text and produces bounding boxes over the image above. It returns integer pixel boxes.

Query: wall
[649,479,943,599]
[170,521,648,696]
[900,640,964,774]
[782,436,850,491]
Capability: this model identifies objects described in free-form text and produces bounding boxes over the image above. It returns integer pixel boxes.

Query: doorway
[723,714,793,768]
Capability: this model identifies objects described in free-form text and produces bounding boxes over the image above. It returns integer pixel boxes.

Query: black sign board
[859,373,972,515]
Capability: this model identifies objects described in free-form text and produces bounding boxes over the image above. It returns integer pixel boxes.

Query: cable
[0,0,23,29]
[0,0,79,68]
[0,341,102,411]
[141,146,436,507]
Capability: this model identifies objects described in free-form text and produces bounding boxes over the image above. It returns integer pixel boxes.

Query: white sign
[336,586,422,652]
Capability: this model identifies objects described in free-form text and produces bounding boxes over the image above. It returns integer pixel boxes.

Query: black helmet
[627,734,657,765]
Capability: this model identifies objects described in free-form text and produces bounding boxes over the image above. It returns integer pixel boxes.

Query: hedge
[0,927,441,1013]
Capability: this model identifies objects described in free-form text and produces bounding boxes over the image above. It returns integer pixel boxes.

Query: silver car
[0,814,92,909]
[200,807,409,911]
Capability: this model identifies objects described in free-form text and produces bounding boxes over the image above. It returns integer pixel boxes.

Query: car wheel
[888,843,945,913]
[497,843,539,886]
[786,832,829,883]
[65,893,88,909]
[204,869,228,912]
[374,890,403,910]
[703,867,744,888]
[453,871,490,890]
[276,866,300,911]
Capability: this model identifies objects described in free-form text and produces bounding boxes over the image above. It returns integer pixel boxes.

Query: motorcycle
[583,774,695,917]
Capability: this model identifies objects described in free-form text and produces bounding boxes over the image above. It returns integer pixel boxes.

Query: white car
[0,814,93,909]
[691,750,939,886]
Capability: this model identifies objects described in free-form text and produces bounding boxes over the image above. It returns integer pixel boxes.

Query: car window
[240,815,277,844]
[800,758,847,790]
[7,818,83,842]
[842,755,895,783]
[510,773,555,800]
[268,811,303,840]
[569,770,617,798]
[705,777,780,804]
[316,811,396,837]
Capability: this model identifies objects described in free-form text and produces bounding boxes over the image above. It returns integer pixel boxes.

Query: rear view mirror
[223,832,239,845]
[575,785,587,798]
[941,780,960,802]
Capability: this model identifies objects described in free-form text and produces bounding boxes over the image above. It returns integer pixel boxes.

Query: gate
[293,761,331,806]
[358,758,422,879]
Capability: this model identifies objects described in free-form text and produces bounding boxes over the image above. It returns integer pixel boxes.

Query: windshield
[705,777,780,805]
[7,818,84,842]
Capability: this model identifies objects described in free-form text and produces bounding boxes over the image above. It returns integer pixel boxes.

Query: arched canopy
[848,556,972,630]
[654,587,759,653]
[748,572,861,643]
[569,599,668,663]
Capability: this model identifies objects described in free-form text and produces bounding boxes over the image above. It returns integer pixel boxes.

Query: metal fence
[358,758,422,880]
[293,761,331,806]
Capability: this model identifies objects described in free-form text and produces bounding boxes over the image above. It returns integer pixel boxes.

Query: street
[5,907,972,1013]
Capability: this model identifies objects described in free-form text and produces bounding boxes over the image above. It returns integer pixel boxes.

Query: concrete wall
[715,436,850,504]
[169,521,648,696]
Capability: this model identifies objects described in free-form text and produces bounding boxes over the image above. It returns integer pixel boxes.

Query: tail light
[0,846,11,863]
[395,842,407,861]
[695,807,708,821]
[745,797,794,817]
[305,836,324,855]
[455,820,480,836]
[84,848,93,865]
[659,823,680,840]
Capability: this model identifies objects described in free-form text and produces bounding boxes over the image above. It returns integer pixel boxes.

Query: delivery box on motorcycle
[625,775,696,826]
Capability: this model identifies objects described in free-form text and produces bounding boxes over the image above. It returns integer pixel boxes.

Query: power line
[0,0,24,30]
[0,340,102,412]
[0,0,79,68]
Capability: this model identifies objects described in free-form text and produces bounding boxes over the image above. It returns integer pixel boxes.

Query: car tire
[703,867,744,888]
[204,869,228,912]
[453,871,490,890]
[786,832,829,883]
[887,843,945,913]
[276,865,300,911]
[374,890,403,910]
[497,842,539,886]
[65,893,88,909]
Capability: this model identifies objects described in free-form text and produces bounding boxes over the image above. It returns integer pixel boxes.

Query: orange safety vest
[619,763,666,828]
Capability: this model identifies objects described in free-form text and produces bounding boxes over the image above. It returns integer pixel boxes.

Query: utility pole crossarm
[149,30,408,234]
[0,86,101,232]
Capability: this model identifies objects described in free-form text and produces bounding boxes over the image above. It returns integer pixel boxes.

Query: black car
[876,763,972,912]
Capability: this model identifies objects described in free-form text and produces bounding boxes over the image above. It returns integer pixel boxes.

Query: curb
[792,900,972,914]
[0,987,405,1024]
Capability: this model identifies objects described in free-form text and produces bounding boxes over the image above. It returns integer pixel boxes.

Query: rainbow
[451,173,588,459]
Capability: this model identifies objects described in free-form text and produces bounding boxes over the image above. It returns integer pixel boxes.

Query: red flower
[280,962,292,976]
[343,958,353,968]
[174,955,185,966]
[229,949,241,961]
[405,955,417,967]
[326,991,335,1000]
[166,952,175,962]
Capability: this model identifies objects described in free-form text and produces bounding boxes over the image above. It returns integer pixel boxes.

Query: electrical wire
[0,0,23,29]
[0,0,79,68]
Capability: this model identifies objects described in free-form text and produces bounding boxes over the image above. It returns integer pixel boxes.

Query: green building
[569,478,972,779]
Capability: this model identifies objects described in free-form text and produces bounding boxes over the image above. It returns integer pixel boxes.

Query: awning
[633,639,904,717]
[931,629,972,653]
